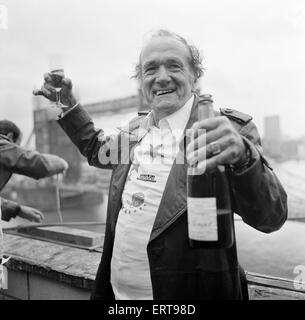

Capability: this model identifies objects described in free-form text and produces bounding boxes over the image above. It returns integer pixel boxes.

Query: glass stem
[55,88,62,107]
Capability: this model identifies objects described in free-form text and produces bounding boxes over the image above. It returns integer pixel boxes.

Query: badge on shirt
[136,174,156,183]
[123,192,147,214]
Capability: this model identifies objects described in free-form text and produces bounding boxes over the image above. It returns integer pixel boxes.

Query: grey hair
[133,29,204,81]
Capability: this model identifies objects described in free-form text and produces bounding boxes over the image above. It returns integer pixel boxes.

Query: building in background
[263,115,282,159]
[33,95,82,183]
[263,115,305,161]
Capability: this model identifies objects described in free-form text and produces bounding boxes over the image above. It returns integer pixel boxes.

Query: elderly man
[34,29,287,300]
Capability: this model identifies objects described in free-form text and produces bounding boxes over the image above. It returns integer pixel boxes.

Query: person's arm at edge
[0,140,68,179]
[1,198,44,223]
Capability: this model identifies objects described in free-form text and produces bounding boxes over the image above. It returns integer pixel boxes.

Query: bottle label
[187,197,218,241]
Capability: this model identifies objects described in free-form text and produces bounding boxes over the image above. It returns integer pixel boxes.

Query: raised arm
[33,72,125,170]
[0,138,68,179]
[57,104,114,169]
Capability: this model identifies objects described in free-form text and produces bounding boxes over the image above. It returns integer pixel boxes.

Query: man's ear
[139,85,147,103]
[192,78,201,95]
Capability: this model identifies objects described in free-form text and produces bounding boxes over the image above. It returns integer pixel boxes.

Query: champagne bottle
[187,94,234,249]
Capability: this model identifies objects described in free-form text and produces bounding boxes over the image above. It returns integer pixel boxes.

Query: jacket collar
[136,95,194,143]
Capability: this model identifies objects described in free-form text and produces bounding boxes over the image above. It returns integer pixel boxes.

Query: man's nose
[155,66,171,85]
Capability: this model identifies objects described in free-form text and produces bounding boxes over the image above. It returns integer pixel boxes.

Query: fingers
[33,82,63,101]
[33,86,52,99]
[33,210,44,222]
[186,129,224,155]
[187,115,246,168]
[189,118,220,139]
[43,154,70,175]
[186,117,229,153]
[44,72,72,89]
[33,89,43,96]
[41,86,52,97]
[18,206,43,223]
[31,215,43,223]
[196,158,219,173]
[44,72,53,83]
[204,148,236,172]
[187,163,207,175]
[62,77,72,90]
[28,208,44,223]
[60,159,69,173]
[187,137,243,167]
[188,156,226,174]
[187,141,222,167]
[33,71,75,108]
[187,144,206,167]
[190,116,232,139]
[186,130,227,166]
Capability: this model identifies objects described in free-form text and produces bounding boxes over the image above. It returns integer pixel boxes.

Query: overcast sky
[0,0,304,141]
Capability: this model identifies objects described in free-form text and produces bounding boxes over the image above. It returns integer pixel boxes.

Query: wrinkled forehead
[140,36,192,66]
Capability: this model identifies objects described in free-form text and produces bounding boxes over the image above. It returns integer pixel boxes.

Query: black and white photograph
[0,0,305,309]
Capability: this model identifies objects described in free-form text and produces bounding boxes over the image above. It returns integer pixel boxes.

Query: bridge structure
[83,93,147,116]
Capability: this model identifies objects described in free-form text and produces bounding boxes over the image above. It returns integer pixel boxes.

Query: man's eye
[144,67,156,75]
[169,64,181,71]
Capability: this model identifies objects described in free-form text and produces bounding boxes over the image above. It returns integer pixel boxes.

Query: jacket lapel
[109,163,131,233]
[109,116,152,233]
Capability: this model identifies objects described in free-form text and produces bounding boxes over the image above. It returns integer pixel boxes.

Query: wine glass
[50,69,65,108]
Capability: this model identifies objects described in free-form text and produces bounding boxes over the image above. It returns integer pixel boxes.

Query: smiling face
[139,36,196,121]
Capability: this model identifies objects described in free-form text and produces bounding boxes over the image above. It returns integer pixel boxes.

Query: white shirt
[110,96,194,300]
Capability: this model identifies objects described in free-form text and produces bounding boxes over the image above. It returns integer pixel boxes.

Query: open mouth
[154,89,176,96]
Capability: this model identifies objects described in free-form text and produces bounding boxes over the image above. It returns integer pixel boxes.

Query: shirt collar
[137,95,194,142]
[159,95,194,135]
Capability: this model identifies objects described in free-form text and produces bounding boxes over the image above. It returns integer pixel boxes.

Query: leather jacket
[58,95,287,299]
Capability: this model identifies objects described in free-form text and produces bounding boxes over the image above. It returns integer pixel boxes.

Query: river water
[235,219,305,280]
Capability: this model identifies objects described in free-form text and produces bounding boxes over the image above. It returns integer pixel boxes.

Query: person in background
[34,29,287,300]
[0,119,68,287]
